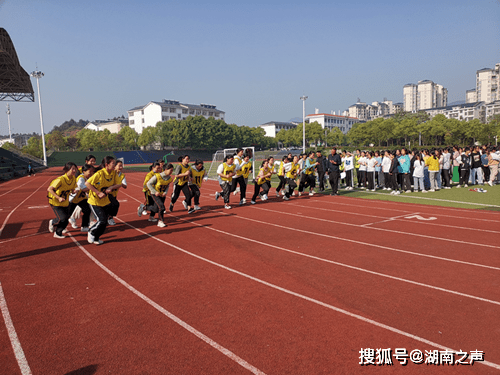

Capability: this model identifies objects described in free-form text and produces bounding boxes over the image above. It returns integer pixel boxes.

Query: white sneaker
[215,192,220,201]
[239,199,245,205]
[464,184,468,187]
[94,240,104,245]
[251,200,256,205]
[157,221,166,228]
[241,198,246,204]
[488,181,493,186]
[87,232,95,244]
[69,218,78,229]
[194,205,201,210]
[429,189,435,192]
[298,192,302,196]
[395,191,401,195]
[422,190,428,193]
[281,190,285,196]
[137,204,145,217]
[53,232,65,239]
[182,200,188,210]
[108,218,116,225]
[148,217,158,222]
[456,185,461,188]
[283,196,289,201]
[263,194,268,200]
[48,219,54,233]
[390,191,395,195]
[309,190,315,195]
[405,190,411,193]
[276,192,280,197]
[224,204,232,209]
[81,227,89,232]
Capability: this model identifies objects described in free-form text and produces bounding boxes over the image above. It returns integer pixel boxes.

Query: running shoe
[182,200,188,210]
[148,217,158,222]
[194,205,201,210]
[262,194,268,201]
[224,204,232,209]
[94,240,104,245]
[53,233,65,239]
[81,227,89,232]
[69,218,78,229]
[283,196,289,201]
[188,208,195,214]
[239,199,245,205]
[87,232,95,244]
[157,221,166,228]
[215,192,220,201]
[48,219,54,233]
[108,218,116,225]
[169,203,174,212]
[250,200,256,205]
[137,204,145,217]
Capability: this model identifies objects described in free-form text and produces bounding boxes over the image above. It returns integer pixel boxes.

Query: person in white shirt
[381,150,392,190]
[342,151,354,189]
[366,152,378,191]
[358,151,367,189]
[413,153,426,192]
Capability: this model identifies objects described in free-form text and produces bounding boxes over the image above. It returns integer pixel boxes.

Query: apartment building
[425,102,486,122]
[259,121,298,138]
[306,111,359,134]
[128,100,225,134]
[404,80,448,111]
[348,100,403,122]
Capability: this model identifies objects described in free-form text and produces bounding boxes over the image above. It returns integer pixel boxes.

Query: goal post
[206,147,255,181]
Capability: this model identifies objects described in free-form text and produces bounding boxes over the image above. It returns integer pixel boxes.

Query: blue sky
[0,0,499,136]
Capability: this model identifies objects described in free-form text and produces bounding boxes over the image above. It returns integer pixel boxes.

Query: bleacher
[0,148,45,181]
[47,152,111,167]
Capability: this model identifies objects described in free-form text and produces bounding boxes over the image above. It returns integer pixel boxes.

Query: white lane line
[0,178,51,237]
[292,202,500,234]
[169,210,500,305]
[67,234,266,375]
[361,213,417,227]
[0,282,32,375]
[252,206,500,250]
[114,218,500,371]
[0,179,33,198]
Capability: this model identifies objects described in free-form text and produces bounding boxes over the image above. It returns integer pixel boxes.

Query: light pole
[300,95,308,152]
[6,104,12,142]
[30,70,47,166]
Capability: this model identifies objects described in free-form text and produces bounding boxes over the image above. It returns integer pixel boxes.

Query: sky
[0,0,499,136]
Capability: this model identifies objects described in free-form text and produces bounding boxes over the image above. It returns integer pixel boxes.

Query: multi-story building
[475,64,500,103]
[466,89,478,103]
[404,80,447,111]
[84,119,128,133]
[306,111,359,134]
[259,121,298,138]
[424,102,486,122]
[128,100,225,134]
[348,100,402,122]
[485,100,500,121]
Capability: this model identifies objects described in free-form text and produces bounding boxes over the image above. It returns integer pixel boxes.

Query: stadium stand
[0,148,45,181]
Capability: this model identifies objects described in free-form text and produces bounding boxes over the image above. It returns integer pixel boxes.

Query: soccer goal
[206,147,255,181]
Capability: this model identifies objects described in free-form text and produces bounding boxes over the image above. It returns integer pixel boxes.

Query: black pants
[89,204,111,241]
[276,175,286,193]
[460,169,470,186]
[298,174,315,192]
[108,194,120,217]
[402,173,411,191]
[219,182,231,204]
[482,166,490,182]
[384,173,390,188]
[189,185,200,206]
[285,178,297,198]
[317,171,326,191]
[442,169,451,188]
[359,170,366,188]
[329,170,340,194]
[51,205,70,236]
[151,194,166,222]
[367,171,375,190]
[389,173,399,191]
[230,176,247,199]
[144,192,156,218]
[252,181,270,202]
[345,170,353,188]
[172,183,192,206]
[68,200,91,228]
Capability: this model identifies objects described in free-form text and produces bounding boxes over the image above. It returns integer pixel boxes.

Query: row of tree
[275,113,500,148]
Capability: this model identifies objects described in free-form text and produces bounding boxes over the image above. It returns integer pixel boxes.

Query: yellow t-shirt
[87,168,119,207]
[425,156,440,171]
[220,163,236,182]
[143,170,155,193]
[154,173,173,194]
[174,164,190,186]
[110,172,125,198]
[257,166,271,185]
[190,166,205,188]
[286,163,299,179]
[48,173,76,207]
[278,161,284,176]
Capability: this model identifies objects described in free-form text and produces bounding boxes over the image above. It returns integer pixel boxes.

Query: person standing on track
[298,151,318,196]
[142,163,175,228]
[327,147,342,195]
[68,164,95,231]
[275,155,288,197]
[283,155,299,200]
[47,162,78,239]
[215,155,236,209]
[140,162,162,221]
[85,156,123,245]
[231,151,250,205]
[189,160,207,211]
[107,160,127,225]
[171,155,194,214]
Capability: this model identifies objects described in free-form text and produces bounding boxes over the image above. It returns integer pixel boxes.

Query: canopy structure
[0,28,34,102]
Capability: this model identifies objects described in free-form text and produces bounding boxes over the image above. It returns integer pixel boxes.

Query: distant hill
[448,100,466,106]
[51,119,88,136]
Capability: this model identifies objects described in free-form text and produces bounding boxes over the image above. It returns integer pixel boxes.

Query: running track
[0,168,499,374]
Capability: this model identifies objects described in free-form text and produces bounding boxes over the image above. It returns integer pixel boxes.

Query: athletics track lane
[0,170,499,373]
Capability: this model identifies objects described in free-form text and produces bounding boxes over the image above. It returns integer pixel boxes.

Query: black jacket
[327,153,342,172]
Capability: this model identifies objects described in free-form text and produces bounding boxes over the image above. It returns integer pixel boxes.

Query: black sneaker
[188,208,195,214]
[169,203,174,212]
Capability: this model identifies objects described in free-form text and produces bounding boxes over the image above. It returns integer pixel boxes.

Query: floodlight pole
[30,70,47,166]
[6,104,12,142]
[300,95,308,153]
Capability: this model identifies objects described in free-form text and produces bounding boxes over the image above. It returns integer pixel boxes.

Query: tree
[46,130,66,151]
[326,127,344,146]
[138,126,158,148]
[66,136,80,151]
[76,129,99,151]
[22,136,43,158]
[119,126,139,150]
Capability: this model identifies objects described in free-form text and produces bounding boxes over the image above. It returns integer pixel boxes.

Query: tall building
[128,99,225,134]
[348,100,402,121]
[306,112,358,134]
[476,63,500,103]
[465,89,477,103]
[403,80,447,111]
